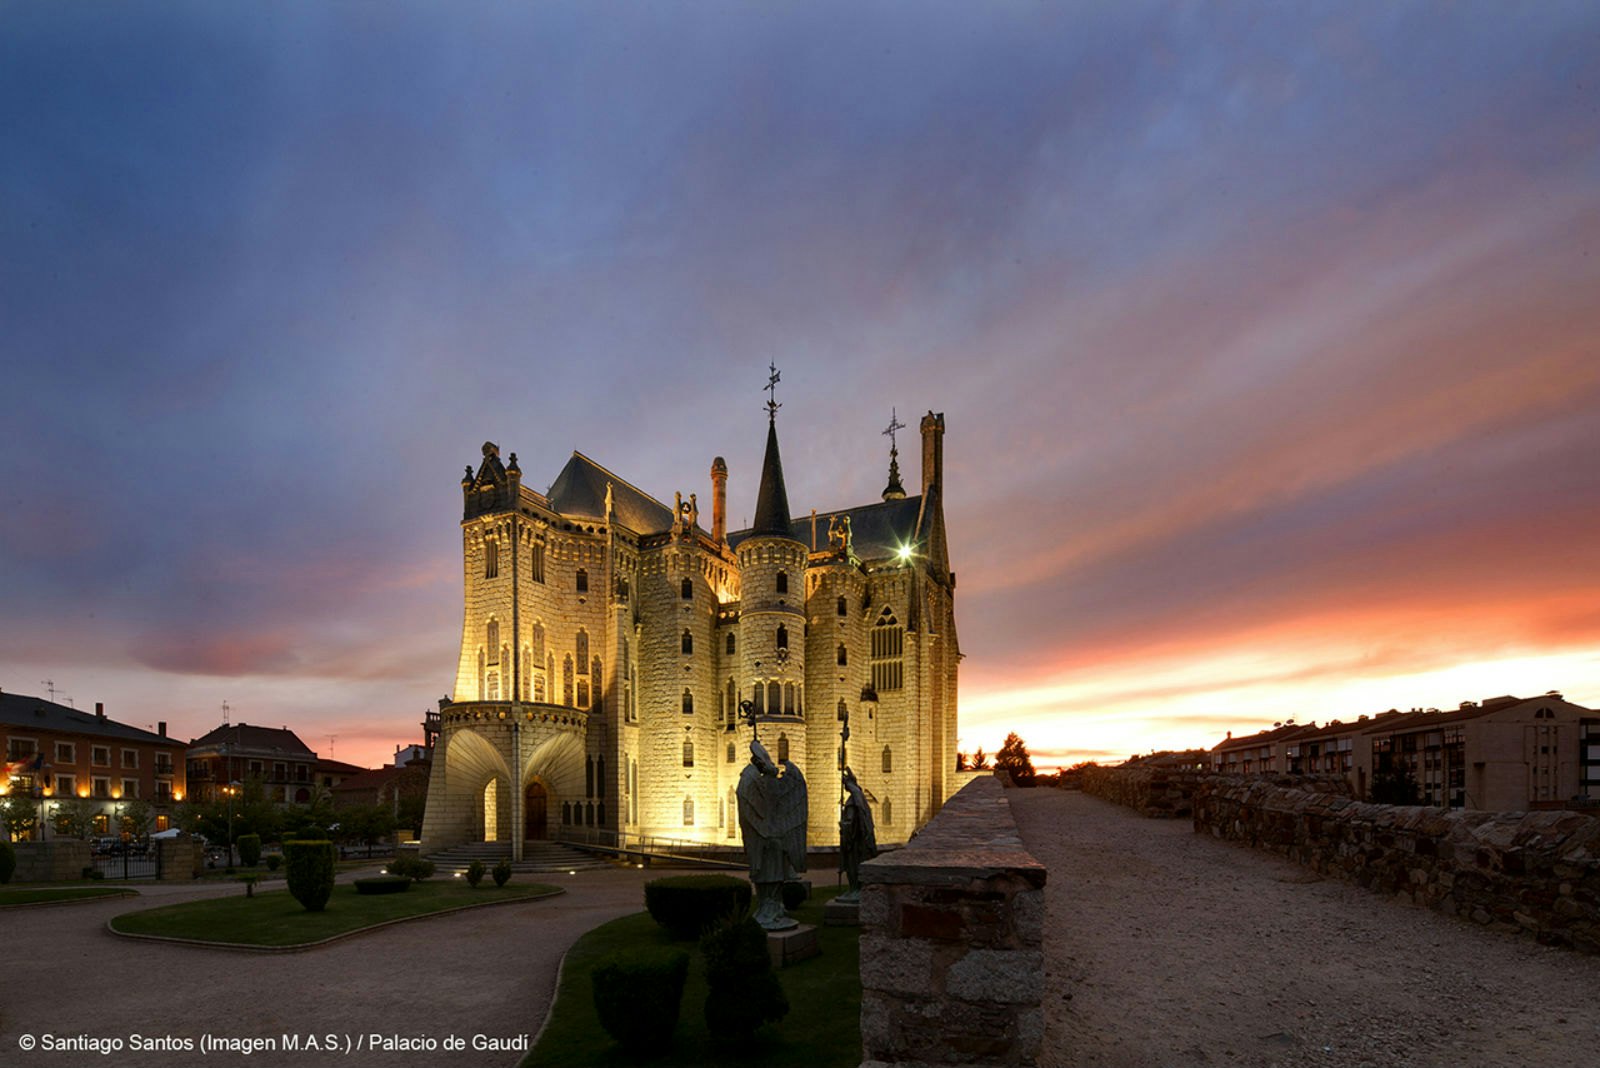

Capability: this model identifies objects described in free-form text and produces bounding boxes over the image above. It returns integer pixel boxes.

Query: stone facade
[1193,778,1600,953]
[859,775,1047,1068]
[1080,764,1208,818]
[421,408,960,859]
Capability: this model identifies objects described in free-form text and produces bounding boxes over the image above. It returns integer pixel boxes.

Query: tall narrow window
[783,682,795,715]
[882,746,893,774]
[726,632,736,655]
[776,570,788,595]
[682,690,694,715]
[753,685,765,715]
[683,797,695,826]
[682,630,693,655]
[592,658,603,708]
[576,629,589,666]
[576,567,588,593]
[486,621,500,663]
[683,741,695,767]
[585,757,594,798]
[596,755,606,799]
[776,624,788,650]
[726,679,737,725]
[837,644,848,666]
[531,542,546,583]
[727,742,736,763]
[532,622,545,661]
[563,656,574,706]
[485,540,499,579]
[837,595,847,616]
[837,698,848,721]
[883,797,893,825]
[777,732,789,762]
[768,681,781,713]
[871,608,904,692]
[681,577,693,600]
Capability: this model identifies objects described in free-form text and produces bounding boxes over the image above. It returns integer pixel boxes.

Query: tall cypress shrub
[284,840,336,912]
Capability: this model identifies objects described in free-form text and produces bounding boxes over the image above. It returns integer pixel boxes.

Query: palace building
[420,396,959,858]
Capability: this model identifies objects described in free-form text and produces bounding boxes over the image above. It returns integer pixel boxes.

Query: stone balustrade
[859,775,1047,1067]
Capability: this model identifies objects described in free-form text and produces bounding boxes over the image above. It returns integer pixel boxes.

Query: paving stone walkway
[1,863,655,1068]
[1010,788,1600,1068]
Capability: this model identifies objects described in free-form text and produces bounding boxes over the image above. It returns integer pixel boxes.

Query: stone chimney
[710,456,728,543]
[96,702,105,720]
[158,721,168,738]
[920,411,945,497]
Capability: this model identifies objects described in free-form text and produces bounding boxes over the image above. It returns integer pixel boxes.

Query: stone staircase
[424,839,615,875]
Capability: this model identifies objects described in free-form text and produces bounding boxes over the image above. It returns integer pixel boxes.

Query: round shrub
[0,838,16,883]
[702,917,788,1042]
[591,948,689,1052]
[354,875,411,895]
[266,854,282,871]
[284,840,337,912]
[644,875,753,940]
[492,859,512,887]
[237,833,262,867]
[465,859,486,888]
[388,856,436,882]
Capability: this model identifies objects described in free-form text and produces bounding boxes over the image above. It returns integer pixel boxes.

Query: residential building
[185,722,318,804]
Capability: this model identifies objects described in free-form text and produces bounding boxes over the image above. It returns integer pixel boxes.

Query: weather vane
[765,362,782,420]
[883,407,905,452]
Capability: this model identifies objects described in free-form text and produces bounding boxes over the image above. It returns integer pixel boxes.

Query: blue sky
[3,2,1598,768]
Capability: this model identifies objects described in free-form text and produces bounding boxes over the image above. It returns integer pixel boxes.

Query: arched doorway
[524,780,548,841]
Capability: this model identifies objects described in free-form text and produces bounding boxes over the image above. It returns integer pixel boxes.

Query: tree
[53,798,99,840]
[970,748,989,770]
[119,800,154,843]
[954,750,969,772]
[1,795,40,842]
[995,732,1036,787]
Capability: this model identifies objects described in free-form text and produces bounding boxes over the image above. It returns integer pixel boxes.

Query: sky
[3,2,1598,772]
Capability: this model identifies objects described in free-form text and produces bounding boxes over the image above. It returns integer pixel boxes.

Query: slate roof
[546,452,677,535]
[750,419,792,535]
[729,495,924,561]
[0,692,174,746]
[190,723,316,757]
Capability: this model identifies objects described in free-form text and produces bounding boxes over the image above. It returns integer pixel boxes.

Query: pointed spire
[751,416,792,535]
[882,408,906,500]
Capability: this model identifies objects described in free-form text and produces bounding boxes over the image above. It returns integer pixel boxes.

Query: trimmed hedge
[645,875,753,940]
[284,840,337,912]
[237,833,262,867]
[492,859,512,887]
[388,856,436,882]
[702,917,788,1042]
[591,948,690,1051]
[354,875,412,896]
[0,838,14,884]
[465,859,486,888]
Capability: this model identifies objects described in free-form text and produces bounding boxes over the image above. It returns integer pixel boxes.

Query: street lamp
[224,781,242,868]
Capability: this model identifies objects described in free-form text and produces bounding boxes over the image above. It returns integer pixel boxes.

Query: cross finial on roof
[883,407,906,450]
[881,407,907,500]
[765,362,782,421]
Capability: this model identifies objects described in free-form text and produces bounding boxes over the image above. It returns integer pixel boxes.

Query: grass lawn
[0,885,139,907]
[525,886,860,1068]
[110,878,561,948]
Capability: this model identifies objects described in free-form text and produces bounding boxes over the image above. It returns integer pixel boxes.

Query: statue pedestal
[823,898,860,927]
[766,923,820,968]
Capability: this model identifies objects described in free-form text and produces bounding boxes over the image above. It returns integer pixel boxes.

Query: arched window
[682,630,694,655]
[485,540,499,579]
[776,570,788,595]
[726,787,737,839]
[777,732,789,762]
[683,797,695,826]
[575,629,589,666]
[563,656,574,706]
[776,624,788,650]
[561,801,571,824]
[683,741,695,767]
[585,757,594,798]
[586,802,594,826]
[478,648,486,699]
[871,608,904,692]
[532,622,545,661]
[521,650,531,700]
[576,567,588,593]
[768,681,781,714]
[727,742,736,763]
[681,577,693,600]
[486,621,500,663]
[837,698,848,721]
[726,679,737,725]
[531,541,546,583]
[616,577,629,602]
[882,746,893,774]
[883,797,893,825]
[726,632,736,655]
[837,595,847,617]
[682,689,694,715]
[596,755,606,799]
[837,644,847,666]
[783,682,795,715]
[597,801,606,826]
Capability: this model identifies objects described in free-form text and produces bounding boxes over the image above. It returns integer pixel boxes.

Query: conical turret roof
[750,417,793,536]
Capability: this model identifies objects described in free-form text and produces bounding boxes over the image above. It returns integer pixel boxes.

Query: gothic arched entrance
[524,780,548,841]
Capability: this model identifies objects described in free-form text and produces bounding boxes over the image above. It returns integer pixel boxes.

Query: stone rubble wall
[1083,766,1351,818]
[859,775,1047,1068]
[11,840,90,882]
[1193,779,1600,953]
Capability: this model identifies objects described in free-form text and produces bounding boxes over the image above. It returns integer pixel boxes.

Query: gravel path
[1010,789,1600,1068]
[1,865,655,1068]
